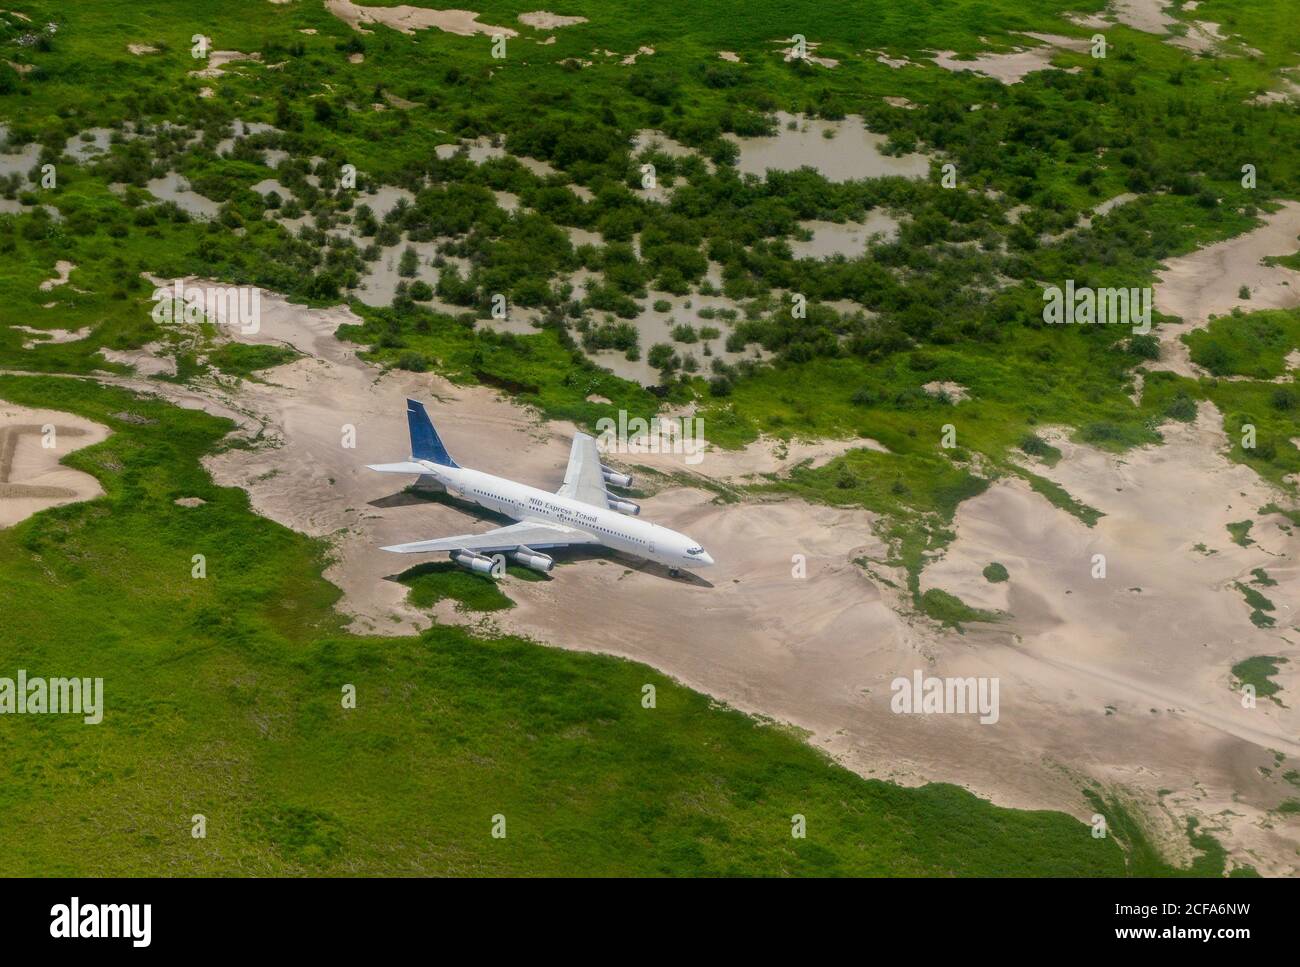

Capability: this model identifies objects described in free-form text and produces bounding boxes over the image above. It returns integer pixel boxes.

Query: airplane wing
[555,432,609,507]
[380,519,600,554]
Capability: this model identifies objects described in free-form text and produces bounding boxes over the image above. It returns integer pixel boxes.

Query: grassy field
[3,0,1294,874]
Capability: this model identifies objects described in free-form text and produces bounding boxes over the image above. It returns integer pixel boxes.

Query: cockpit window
[687,547,704,555]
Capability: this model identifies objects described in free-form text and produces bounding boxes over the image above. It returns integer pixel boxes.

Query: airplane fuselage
[415,460,714,571]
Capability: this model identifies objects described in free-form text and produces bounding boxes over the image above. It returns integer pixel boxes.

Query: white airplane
[368,399,715,577]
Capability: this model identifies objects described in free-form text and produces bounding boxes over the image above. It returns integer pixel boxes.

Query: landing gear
[669,567,681,578]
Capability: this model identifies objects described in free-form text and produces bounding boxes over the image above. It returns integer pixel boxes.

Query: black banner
[0,875,1281,953]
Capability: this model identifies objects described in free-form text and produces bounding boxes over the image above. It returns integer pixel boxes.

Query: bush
[648,343,678,372]
[1127,334,1159,360]
[395,350,428,372]
[1164,392,1197,423]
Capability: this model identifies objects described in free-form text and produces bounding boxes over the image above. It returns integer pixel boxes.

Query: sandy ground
[727,112,930,182]
[13,325,91,351]
[188,50,262,80]
[327,0,517,37]
[1110,0,1177,34]
[1153,201,1300,376]
[34,272,1292,872]
[932,34,1089,85]
[518,11,586,29]
[774,37,837,69]
[0,403,108,528]
[925,411,1300,870]
[39,260,74,291]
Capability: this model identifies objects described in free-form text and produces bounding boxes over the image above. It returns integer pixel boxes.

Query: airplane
[368,399,715,577]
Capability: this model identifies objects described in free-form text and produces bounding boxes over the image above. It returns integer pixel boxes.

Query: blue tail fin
[406,399,458,468]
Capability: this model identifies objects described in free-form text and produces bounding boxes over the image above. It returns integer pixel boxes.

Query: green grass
[1231,655,1288,704]
[983,562,1009,583]
[1226,520,1255,546]
[207,342,300,378]
[1185,309,1300,380]
[398,560,544,612]
[919,588,999,631]
[1233,582,1277,628]
[1082,790,1229,878]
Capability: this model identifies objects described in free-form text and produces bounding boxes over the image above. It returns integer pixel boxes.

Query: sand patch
[1153,201,1300,376]
[1110,0,1177,33]
[774,37,837,69]
[434,136,557,177]
[144,172,221,219]
[1092,191,1139,217]
[326,0,516,37]
[1250,81,1300,106]
[0,404,108,528]
[174,496,207,507]
[718,50,740,63]
[98,344,178,378]
[621,46,654,66]
[932,34,1089,85]
[922,380,970,402]
[188,49,262,80]
[127,43,158,55]
[1066,11,1113,29]
[12,325,91,350]
[1108,0,1258,55]
[384,91,420,109]
[790,211,902,259]
[38,260,74,291]
[518,11,587,29]
[871,49,913,69]
[727,112,930,182]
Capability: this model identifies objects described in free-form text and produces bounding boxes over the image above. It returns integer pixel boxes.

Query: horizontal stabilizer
[367,462,430,474]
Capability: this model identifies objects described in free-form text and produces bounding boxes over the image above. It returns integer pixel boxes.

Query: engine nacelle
[608,498,641,516]
[601,464,633,488]
[450,550,498,577]
[510,547,554,573]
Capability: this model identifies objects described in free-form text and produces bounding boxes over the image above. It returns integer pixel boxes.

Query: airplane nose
[699,551,715,567]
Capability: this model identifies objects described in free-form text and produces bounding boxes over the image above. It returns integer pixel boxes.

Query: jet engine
[450,550,498,576]
[510,547,554,573]
[608,498,641,516]
[601,464,633,488]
